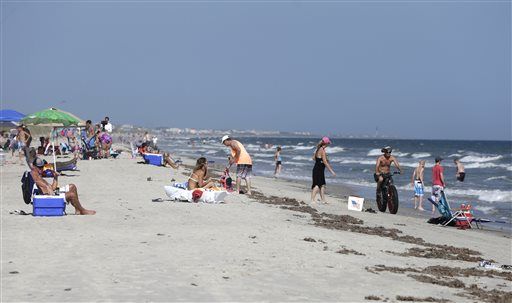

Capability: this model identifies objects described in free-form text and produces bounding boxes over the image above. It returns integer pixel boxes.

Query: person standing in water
[311,137,336,204]
[454,159,465,182]
[411,160,426,211]
[274,146,282,177]
[222,135,253,195]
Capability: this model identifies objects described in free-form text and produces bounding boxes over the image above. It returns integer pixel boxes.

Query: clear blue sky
[1,1,510,140]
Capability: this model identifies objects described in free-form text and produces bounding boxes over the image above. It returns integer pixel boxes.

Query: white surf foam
[292,146,315,150]
[485,176,511,182]
[292,156,312,161]
[392,152,409,157]
[411,153,431,159]
[448,153,463,158]
[337,159,376,166]
[464,162,510,170]
[326,146,345,154]
[460,155,503,163]
[367,149,382,156]
[252,153,274,158]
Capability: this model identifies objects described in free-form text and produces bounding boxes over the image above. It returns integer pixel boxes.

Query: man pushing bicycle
[374,146,402,195]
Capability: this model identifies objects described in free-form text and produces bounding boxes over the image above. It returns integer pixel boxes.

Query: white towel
[164,186,228,203]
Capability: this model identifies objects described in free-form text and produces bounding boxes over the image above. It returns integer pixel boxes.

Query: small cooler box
[144,153,163,166]
[33,194,66,216]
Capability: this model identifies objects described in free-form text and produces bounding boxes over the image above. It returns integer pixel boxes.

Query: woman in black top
[311,137,336,204]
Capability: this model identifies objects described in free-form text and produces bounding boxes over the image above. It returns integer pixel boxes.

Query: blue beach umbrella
[0,109,25,122]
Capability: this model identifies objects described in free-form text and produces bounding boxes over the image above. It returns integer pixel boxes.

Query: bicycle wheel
[376,188,387,212]
[387,185,399,214]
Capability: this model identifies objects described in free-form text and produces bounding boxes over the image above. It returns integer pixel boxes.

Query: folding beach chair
[428,190,480,229]
[81,137,99,160]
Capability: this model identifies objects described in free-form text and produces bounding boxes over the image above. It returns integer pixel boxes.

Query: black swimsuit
[312,157,326,189]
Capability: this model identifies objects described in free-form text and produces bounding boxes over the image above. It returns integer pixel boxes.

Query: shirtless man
[16,125,32,166]
[411,160,426,210]
[31,158,96,215]
[454,159,465,182]
[374,146,402,195]
[222,135,253,195]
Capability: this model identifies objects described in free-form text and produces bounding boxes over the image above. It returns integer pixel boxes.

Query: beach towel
[164,186,228,203]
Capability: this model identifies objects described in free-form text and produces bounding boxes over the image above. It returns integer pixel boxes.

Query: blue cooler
[144,153,163,166]
[33,194,66,216]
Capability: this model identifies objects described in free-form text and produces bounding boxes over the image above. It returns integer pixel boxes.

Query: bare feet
[75,209,96,215]
[418,207,425,211]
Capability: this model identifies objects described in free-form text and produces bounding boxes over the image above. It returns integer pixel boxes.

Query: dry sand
[1,151,511,302]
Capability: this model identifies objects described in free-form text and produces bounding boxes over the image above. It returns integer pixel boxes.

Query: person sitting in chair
[31,158,96,215]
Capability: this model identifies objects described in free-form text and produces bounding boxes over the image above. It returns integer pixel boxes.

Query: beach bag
[21,171,34,204]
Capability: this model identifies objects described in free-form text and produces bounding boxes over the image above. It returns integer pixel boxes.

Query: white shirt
[104,122,113,133]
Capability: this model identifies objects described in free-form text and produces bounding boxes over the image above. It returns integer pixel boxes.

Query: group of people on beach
[411,156,465,212]
[83,117,114,159]
[13,120,471,217]
[1,124,33,165]
[7,115,115,215]
[309,138,466,211]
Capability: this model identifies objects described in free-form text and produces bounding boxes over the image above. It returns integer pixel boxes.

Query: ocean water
[159,137,511,230]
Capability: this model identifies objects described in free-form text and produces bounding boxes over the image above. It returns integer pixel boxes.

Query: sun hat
[322,137,331,144]
[221,135,230,143]
[33,158,47,168]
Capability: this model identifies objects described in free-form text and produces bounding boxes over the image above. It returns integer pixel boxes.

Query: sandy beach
[1,150,511,302]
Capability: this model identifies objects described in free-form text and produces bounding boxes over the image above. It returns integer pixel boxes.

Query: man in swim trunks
[222,135,253,195]
[374,146,402,196]
[411,160,426,211]
[454,159,465,182]
[31,158,96,215]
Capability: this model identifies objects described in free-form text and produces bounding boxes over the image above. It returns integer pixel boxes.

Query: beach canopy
[0,109,25,122]
[21,107,85,127]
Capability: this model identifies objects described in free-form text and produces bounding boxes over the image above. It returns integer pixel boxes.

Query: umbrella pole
[52,128,57,172]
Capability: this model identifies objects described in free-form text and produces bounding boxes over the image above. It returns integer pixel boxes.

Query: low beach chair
[81,137,99,160]
[428,190,480,229]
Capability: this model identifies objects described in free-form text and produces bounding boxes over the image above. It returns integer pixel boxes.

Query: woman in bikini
[188,157,215,190]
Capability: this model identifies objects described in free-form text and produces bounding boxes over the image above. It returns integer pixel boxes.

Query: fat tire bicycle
[376,171,400,214]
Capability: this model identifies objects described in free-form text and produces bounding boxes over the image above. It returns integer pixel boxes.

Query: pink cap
[322,137,331,144]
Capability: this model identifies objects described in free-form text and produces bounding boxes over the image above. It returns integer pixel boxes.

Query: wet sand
[1,151,511,302]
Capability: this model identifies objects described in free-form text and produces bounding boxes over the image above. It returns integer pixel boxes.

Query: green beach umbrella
[21,107,83,127]
[21,107,84,171]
